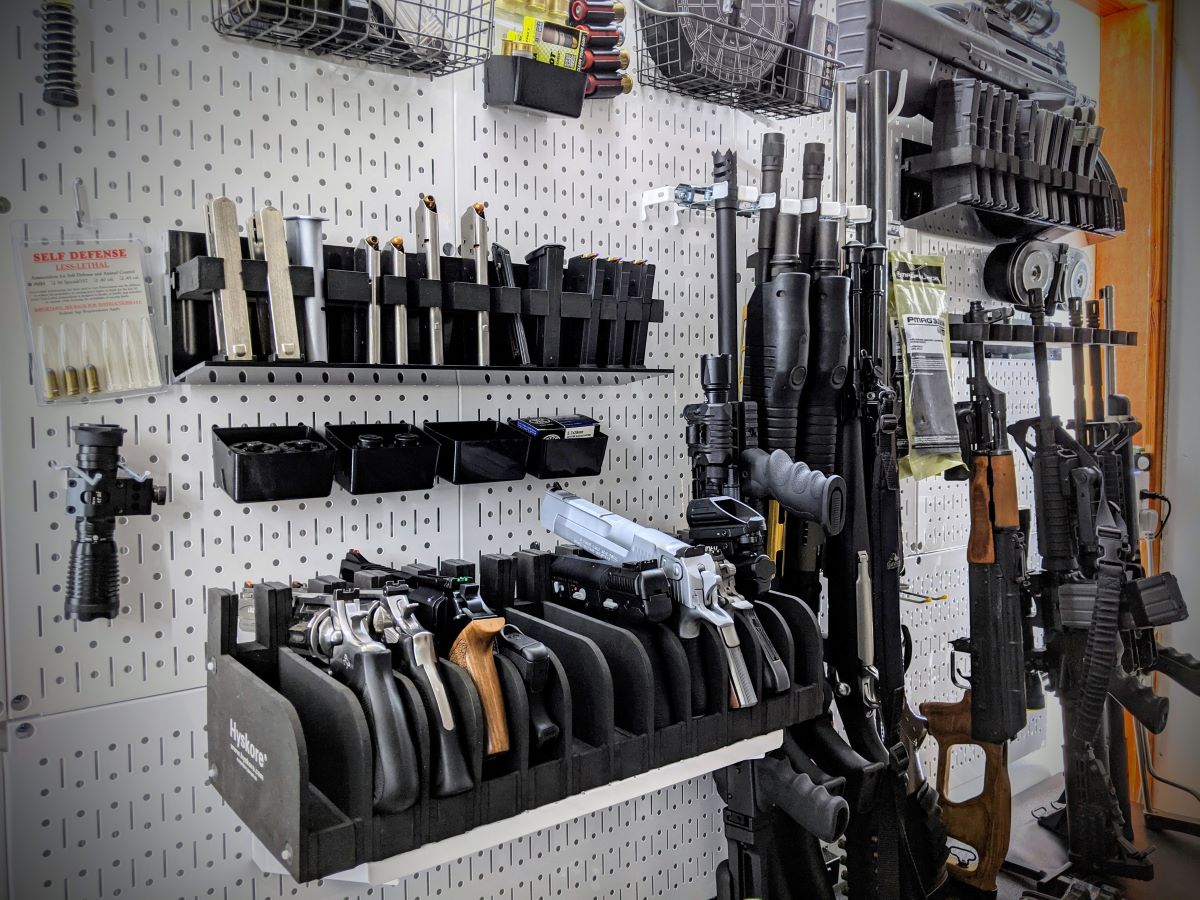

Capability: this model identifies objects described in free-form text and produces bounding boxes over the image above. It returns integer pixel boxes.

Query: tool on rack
[388,236,409,364]
[458,202,492,365]
[490,242,532,365]
[416,194,446,365]
[358,235,384,365]
[284,215,329,362]
[247,207,303,361]
[204,196,255,361]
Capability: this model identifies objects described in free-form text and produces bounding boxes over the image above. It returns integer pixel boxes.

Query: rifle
[922,300,1029,893]
[983,240,1190,880]
[836,0,1077,118]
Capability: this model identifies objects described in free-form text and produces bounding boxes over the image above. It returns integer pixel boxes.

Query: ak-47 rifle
[921,299,1030,894]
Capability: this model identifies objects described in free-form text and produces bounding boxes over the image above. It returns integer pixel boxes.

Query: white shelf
[251,730,783,885]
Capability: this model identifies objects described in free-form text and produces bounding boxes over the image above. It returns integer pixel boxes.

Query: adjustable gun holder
[167,229,663,375]
[505,544,827,766]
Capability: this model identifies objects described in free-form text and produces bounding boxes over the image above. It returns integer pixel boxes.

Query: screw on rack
[41,0,80,109]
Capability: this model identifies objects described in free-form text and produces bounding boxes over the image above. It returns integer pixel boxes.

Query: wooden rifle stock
[920,692,1010,894]
[450,617,510,755]
[966,452,1019,565]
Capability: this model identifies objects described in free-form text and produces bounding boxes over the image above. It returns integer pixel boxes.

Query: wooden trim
[1070,0,1148,15]
[1094,0,1174,804]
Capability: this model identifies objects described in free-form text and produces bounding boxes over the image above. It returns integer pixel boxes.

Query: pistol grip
[528,688,560,749]
[335,645,421,814]
[920,692,1010,894]
[450,617,510,755]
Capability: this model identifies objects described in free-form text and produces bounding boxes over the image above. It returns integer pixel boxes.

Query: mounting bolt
[835,682,850,698]
[207,765,218,781]
[206,658,216,673]
[281,843,293,863]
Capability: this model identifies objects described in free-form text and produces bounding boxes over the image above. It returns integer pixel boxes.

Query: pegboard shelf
[251,729,784,886]
[175,361,675,387]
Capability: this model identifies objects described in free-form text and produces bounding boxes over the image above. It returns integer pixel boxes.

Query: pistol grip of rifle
[742,448,846,535]
[1155,646,1200,698]
[335,646,421,814]
[407,658,474,797]
[450,618,510,755]
[1110,669,1169,734]
[920,692,1010,895]
[758,756,850,843]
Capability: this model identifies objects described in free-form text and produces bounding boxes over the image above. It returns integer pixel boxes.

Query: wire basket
[633,0,841,118]
[211,0,494,77]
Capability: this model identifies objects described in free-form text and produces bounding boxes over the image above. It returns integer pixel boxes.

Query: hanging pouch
[889,253,962,480]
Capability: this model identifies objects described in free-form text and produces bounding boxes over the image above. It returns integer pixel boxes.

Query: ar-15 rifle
[981,239,1190,880]
[837,0,1078,118]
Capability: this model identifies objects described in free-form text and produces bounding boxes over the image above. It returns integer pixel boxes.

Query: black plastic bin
[212,424,335,502]
[516,424,609,479]
[324,422,440,495]
[483,55,587,119]
[423,420,530,485]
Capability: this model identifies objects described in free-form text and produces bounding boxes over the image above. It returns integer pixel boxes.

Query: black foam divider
[729,612,765,743]
[503,606,614,792]
[479,655,527,823]
[524,651,572,810]
[539,604,654,780]
[754,601,801,731]
[423,661,484,843]
[691,622,732,755]
[759,591,826,724]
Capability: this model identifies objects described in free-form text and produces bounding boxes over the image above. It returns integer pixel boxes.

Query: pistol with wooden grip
[342,551,559,757]
[920,693,1011,895]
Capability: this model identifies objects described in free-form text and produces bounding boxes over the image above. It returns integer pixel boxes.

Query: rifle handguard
[797,275,850,475]
[742,448,845,535]
[449,617,510,755]
[742,272,811,457]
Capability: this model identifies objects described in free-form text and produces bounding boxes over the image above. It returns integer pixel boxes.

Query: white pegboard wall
[0,0,1083,895]
[7,688,726,900]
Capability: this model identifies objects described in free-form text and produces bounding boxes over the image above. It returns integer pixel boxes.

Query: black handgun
[547,551,674,625]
